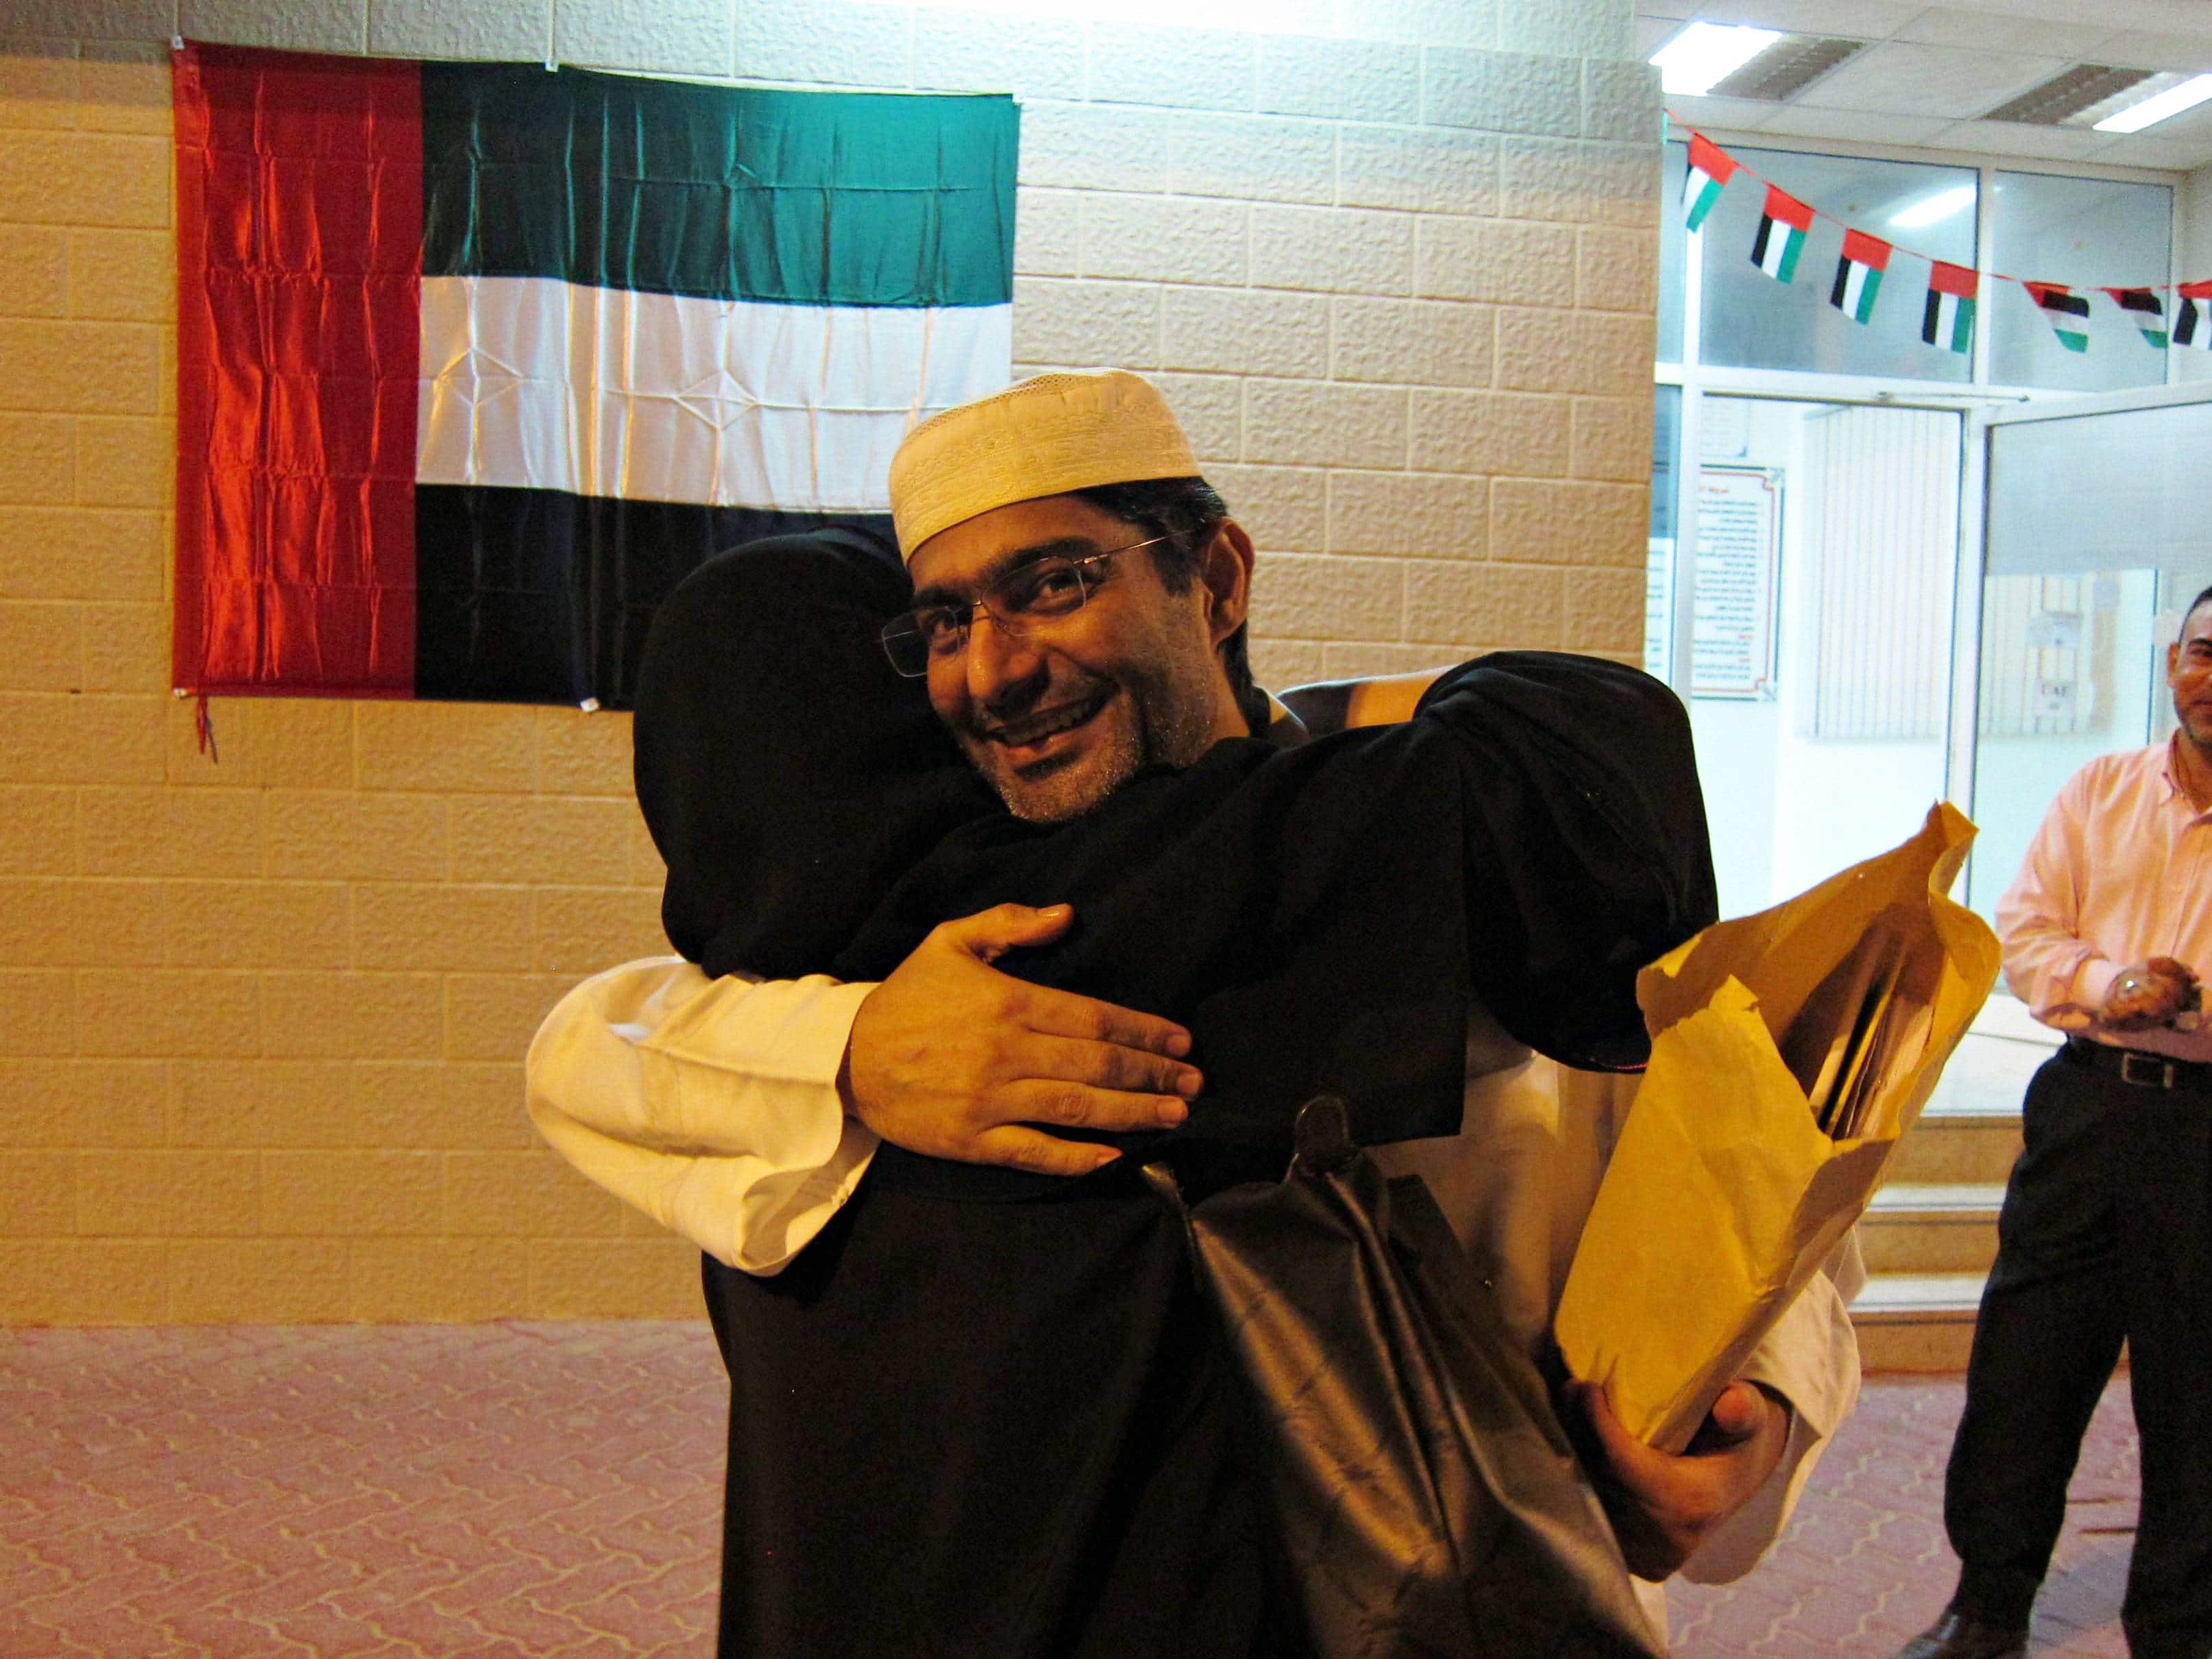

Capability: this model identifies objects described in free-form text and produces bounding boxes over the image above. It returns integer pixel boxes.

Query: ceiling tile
[2089,132,2212,169]
[1753,104,1956,143]
[1686,0,1920,33]
[2096,31,2212,73]
[1636,15,1684,54]
[1923,0,2212,36]
[1635,3,1695,20]
[1935,118,2121,158]
[1662,91,1779,130]
[1794,40,2068,115]
[1888,6,2113,58]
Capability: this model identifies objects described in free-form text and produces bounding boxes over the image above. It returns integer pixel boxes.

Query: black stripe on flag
[2037,288,2091,322]
[413,485,895,707]
[2177,298,2207,349]
[2113,288,2162,319]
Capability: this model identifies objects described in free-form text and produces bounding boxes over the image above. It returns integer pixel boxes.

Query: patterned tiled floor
[2,1322,2141,1658]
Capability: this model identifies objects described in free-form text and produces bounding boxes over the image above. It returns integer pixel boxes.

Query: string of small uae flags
[1682,130,2212,357]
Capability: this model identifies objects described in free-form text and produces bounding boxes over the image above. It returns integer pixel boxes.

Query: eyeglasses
[878,535,1171,677]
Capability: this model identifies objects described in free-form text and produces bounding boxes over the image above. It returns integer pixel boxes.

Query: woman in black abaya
[632,524,1715,1659]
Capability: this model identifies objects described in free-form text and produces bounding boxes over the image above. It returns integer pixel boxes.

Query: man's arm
[527,904,1202,1272]
[1994,767,2197,1034]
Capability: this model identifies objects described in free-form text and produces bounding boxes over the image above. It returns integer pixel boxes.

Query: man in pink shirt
[1895,585,2212,1659]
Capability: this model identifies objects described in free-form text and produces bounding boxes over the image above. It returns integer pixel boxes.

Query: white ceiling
[1639,1,2212,172]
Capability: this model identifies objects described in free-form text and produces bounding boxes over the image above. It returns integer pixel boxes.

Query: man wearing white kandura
[529,368,1862,1654]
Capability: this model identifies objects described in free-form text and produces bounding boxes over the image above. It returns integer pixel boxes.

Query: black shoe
[1890,1611,2029,1659]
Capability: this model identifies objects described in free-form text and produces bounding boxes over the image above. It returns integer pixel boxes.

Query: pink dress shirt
[1995,736,2212,1065]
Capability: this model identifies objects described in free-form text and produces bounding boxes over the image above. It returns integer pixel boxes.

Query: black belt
[2065,1036,2212,1094]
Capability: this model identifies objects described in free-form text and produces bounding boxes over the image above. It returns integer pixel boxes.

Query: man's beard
[959,660,1225,824]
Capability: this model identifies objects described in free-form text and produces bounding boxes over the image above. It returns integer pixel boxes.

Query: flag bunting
[1829,230,1891,326]
[2174,281,2212,352]
[1672,121,2212,363]
[2025,282,2091,352]
[1752,185,1814,284]
[1683,132,1738,232]
[1922,261,1978,356]
[2103,287,2167,349]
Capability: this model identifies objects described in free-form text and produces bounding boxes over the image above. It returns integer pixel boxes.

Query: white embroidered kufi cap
[888,370,1199,561]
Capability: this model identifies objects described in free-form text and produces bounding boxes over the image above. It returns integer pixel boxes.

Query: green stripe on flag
[421,64,1017,307]
[1683,167,1722,231]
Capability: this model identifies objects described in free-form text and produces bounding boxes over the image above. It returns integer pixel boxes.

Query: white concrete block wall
[0,0,1661,1323]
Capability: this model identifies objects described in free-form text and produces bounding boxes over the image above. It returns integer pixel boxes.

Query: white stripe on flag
[417,275,1014,511]
[1841,261,1875,319]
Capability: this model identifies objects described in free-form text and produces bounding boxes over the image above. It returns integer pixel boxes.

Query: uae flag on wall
[1922,261,1977,355]
[2172,280,2212,350]
[2102,287,2168,348]
[1829,230,1890,324]
[1751,186,1813,283]
[1683,132,1738,231]
[2024,282,2091,352]
[171,44,1016,706]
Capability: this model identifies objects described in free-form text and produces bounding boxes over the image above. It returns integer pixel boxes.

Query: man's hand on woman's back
[841,903,1203,1176]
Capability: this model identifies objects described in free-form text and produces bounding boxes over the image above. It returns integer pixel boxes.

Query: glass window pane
[1659,141,1685,364]
[1698,147,1976,383]
[1986,171,2172,394]
[1646,383,1680,679]
[1971,399,2212,923]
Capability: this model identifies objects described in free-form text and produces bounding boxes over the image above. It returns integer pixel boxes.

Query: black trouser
[1943,1046,2212,1659]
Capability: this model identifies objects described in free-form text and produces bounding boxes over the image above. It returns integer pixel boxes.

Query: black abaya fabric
[629,531,1717,1659]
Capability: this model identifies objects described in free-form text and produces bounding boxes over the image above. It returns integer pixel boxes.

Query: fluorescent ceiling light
[1649,22,1782,97]
[1890,184,1975,230]
[2094,72,2212,133]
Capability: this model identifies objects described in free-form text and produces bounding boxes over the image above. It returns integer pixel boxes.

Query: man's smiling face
[906,493,1246,823]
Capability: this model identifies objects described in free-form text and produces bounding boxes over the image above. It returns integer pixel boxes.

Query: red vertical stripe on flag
[173,44,421,697]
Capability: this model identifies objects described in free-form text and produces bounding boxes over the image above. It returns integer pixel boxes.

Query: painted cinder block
[356,701,537,795]
[77,42,171,138]
[1144,370,1245,466]
[1576,223,1659,313]
[66,228,168,322]
[442,971,574,1062]
[1256,35,1421,124]
[0,1149,73,1235]
[0,413,74,505]
[259,970,445,1061]
[350,1235,531,1322]
[448,792,635,887]
[1491,476,1648,567]
[262,1149,444,1235]
[0,507,164,598]
[1327,470,1489,560]
[76,1147,261,1236]
[265,790,449,883]
[1018,101,1173,193]
[1081,192,1249,287]
[1424,47,1582,137]
[0,597,81,689]
[81,599,167,692]
[1582,58,1662,143]
[1338,125,1498,217]
[1011,275,1161,369]
[0,130,169,228]
[737,0,910,87]
[1088,23,1256,114]
[180,0,370,55]
[348,1060,534,1150]
[1246,635,1327,692]
[79,785,261,880]
[1408,387,1572,478]
[1499,135,1658,228]
[1244,379,1409,469]
[0,223,68,317]
[168,1058,354,1148]
[1334,295,1494,389]
[0,1238,168,1323]
[526,1236,705,1318]
[1246,552,1407,641]
[0,692,163,784]
[1012,186,1080,278]
[0,785,76,875]
[165,877,352,971]
[0,1058,167,1148]
[1159,287,1327,378]
[370,0,551,62]
[444,1147,627,1238]
[1496,305,1654,396]
[1415,215,1577,305]
[168,1236,349,1322]
[1568,564,1650,653]
[78,965,259,1058]
[1251,203,1415,298]
[1164,112,1336,206]
[913,9,1086,101]
[530,884,665,973]
[1571,394,1653,482]
[1499,0,1633,61]
[354,883,538,974]
[1205,462,1327,554]
[1404,557,1565,646]
[73,413,171,507]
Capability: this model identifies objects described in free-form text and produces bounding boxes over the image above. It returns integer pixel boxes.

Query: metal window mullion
[1672,219,1706,701]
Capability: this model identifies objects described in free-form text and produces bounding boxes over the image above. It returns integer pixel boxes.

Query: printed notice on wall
[1692,466,1781,700]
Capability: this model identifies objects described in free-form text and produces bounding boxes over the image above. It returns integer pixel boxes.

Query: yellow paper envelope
[1554,803,2002,1452]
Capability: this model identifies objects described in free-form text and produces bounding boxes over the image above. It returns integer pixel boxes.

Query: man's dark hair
[1071,476,1251,702]
[2188,582,2212,623]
